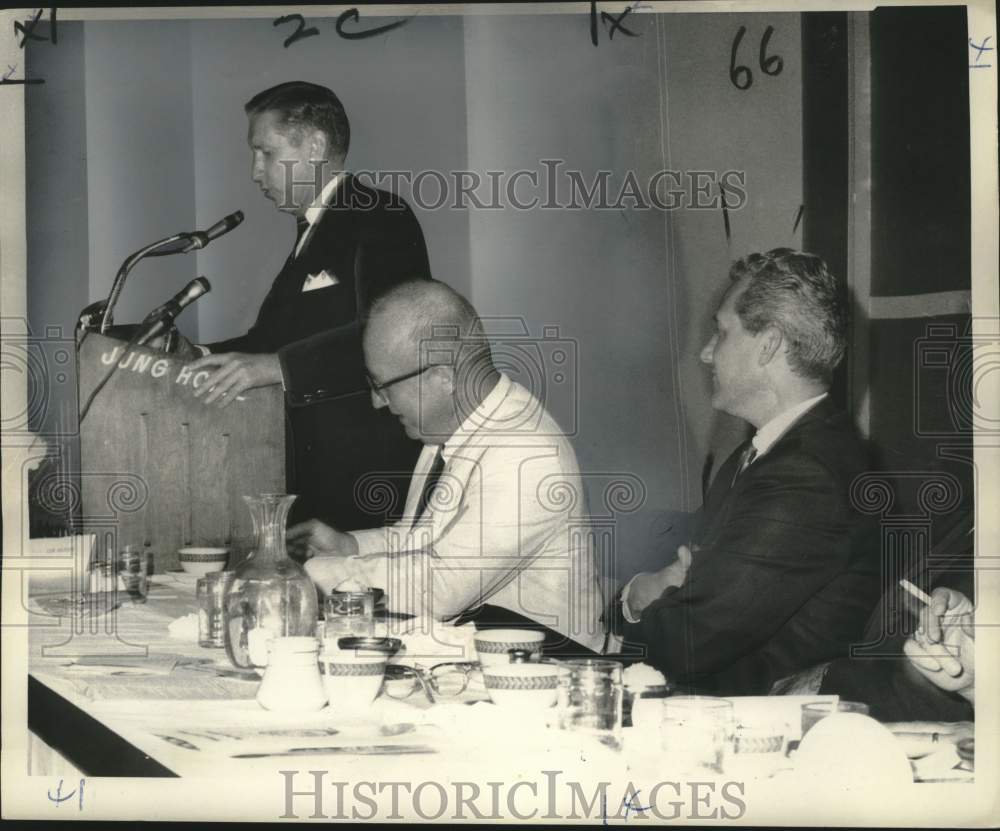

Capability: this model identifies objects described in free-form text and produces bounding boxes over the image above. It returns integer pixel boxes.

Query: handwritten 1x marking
[273,14,319,49]
[590,2,640,46]
[335,8,408,41]
[14,7,56,48]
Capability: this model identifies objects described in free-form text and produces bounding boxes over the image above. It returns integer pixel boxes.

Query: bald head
[363,280,499,442]
[366,280,484,360]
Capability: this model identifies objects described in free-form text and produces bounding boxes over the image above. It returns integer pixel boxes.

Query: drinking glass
[324,589,376,640]
[554,659,624,749]
[198,570,235,647]
[801,700,870,737]
[117,546,150,603]
[661,696,734,775]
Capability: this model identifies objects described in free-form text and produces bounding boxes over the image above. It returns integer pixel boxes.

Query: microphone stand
[98,233,196,334]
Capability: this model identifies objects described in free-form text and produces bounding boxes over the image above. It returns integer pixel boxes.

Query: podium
[77,333,284,571]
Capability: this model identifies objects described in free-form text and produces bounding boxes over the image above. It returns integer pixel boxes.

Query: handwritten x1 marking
[969,36,993,67]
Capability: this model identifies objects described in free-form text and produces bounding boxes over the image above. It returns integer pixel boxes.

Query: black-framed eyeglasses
[365,366,431,400]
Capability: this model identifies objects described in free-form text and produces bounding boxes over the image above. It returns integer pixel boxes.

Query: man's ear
[435,365,456,395]
[757,327,783,366]
[309,129,328,162]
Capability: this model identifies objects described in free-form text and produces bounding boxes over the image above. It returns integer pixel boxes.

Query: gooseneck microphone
[93,210,243,334]
[181,210,245,253]
[134,277,212,346]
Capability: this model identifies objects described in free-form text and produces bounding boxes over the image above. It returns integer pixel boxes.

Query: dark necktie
[413,449,446,527]
[730,440,758,488]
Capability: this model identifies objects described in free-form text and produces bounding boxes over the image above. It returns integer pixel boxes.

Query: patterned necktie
[730,440,758,488]
[413,449,446,527]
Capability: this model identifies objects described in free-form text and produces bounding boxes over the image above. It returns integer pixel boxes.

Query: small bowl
[319,646,387,712]
[474,629,545,667]
[177,547,229,578]
[482,662,560,709]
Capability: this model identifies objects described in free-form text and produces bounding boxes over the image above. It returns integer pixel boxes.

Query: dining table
[24,567,974,822]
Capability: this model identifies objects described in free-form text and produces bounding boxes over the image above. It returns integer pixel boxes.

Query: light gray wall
[26,21,88,437]
[189,16,470,343]
[83,21,198,339]
[463,13,803,578]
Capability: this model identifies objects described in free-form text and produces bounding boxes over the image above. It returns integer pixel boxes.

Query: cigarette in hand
[899,579,932,607]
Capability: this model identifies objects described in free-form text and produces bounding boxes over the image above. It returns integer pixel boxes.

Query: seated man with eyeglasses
[288,280,607,656]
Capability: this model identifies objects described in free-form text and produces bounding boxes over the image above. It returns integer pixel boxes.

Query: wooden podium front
[77,333,284,571]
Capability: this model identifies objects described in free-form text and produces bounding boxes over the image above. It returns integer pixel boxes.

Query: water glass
[116,546,150,603]
[323,589,375,640]
[801,700,870,737]
[661,696,734,775]
[197,570,235,647]
[554,659,624,749]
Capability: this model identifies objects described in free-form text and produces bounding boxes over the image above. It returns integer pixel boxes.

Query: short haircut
[245,82,350,159]
[729,248,848,383]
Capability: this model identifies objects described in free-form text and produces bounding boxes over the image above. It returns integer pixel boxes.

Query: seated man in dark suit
[615,248,881,695]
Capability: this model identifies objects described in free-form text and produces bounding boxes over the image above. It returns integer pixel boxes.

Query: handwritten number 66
[730,26,784,90]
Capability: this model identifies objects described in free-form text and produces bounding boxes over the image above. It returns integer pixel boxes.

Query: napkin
[167,612,199,641]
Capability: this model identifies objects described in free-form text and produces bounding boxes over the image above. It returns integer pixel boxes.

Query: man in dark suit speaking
[616,248,880,695]
[187,81,430,528]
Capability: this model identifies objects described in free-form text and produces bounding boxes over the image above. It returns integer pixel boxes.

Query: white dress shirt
[620,392,829,623]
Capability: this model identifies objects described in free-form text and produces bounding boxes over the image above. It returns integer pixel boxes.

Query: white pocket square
[302,270,339,292]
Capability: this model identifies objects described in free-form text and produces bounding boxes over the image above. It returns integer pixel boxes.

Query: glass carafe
[223,494,318,671]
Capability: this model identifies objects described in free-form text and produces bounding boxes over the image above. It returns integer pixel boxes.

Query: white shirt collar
[303,171,346,228]
[752,392,828,457]
[438,373,512,462]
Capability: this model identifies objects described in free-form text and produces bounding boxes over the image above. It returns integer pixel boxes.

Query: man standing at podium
[186,81,431,529]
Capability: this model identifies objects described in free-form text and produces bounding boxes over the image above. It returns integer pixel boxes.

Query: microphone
[94,210,242,334]
[182,210,245,252]
[134,277,212,346]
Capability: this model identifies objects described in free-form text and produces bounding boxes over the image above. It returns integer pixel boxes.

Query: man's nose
[700,336,716,365]
[371,389,387,410]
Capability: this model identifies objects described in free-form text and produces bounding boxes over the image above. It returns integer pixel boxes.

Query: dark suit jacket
[207,175,431,529]
[622,397,881,695]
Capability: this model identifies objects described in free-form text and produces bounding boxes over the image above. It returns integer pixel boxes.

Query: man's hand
[286,519,359,561]
[625,544,695,620]
[903,587,975,705]
[187,352,283,407]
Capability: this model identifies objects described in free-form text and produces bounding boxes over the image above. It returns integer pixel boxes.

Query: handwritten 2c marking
[271,9,408,48]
